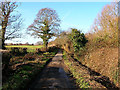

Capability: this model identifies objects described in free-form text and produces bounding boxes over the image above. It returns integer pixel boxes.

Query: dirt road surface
[29,51,77,89]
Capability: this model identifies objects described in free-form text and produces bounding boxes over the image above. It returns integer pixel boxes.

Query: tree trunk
[1,28,6,49]
[2,19,8,49]
[43,40,48,51]
[45,43,47,51]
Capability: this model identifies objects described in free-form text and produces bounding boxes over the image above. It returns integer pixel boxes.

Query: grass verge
[63,51,90,88]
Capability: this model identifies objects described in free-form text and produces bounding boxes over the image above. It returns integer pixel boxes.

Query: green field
[6,45,43,52]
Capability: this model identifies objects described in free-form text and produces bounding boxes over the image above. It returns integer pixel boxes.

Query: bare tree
[92,2,118,39]
[0,1,22,49]
[27,8,60,51]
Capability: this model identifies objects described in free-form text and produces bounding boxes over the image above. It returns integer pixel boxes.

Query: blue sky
[6,2,111,44]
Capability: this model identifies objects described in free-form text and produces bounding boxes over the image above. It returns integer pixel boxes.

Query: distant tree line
[6,41,43,45]
[6,43,34,46]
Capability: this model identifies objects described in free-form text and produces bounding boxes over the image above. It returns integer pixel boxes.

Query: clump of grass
[111,68,119,85]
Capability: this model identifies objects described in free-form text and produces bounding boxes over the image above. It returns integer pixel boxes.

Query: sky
[5,2,111,44]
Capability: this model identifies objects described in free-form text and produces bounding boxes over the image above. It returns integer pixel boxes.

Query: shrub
[10,47,20,55]
[9,48,28,56]
[2,52,12,70]
[19,48,27,54]
[48,46,59,52]
[69,28,88,55]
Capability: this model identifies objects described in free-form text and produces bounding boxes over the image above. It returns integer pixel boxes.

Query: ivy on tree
[27,8,60,51]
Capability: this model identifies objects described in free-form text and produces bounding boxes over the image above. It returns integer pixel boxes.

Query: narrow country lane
[29,51,77,89]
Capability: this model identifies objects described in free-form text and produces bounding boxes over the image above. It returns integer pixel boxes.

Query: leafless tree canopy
[28,8,60,38]
[0,1,22,49]
[92,2,118,37]
[28,8,60,50]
